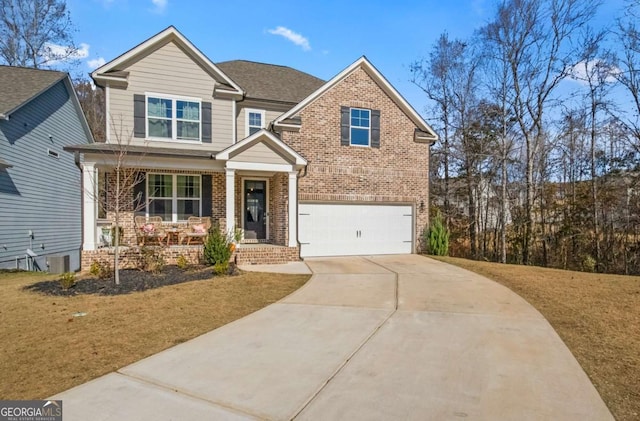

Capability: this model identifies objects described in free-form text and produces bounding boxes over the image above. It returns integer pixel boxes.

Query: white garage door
[298,203,413,257]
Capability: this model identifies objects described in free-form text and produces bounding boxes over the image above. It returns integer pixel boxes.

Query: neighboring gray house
[0,66,94,271]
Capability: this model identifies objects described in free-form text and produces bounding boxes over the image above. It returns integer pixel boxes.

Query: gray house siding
[0,80,88,271]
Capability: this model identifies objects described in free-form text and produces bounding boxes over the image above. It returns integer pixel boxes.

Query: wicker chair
[181,216,211,245]
[134,216,167,246]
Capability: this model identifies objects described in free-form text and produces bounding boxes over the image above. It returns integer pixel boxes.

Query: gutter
[0,113,9,120]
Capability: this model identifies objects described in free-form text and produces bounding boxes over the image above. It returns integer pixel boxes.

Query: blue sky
[65,0,626,117]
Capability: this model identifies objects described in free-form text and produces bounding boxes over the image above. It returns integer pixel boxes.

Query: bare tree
[0,0,78,68]
[410,33,465,229]
[481,0,601,264]
[572,29,615,270]
[74,78,106,141]
[614,1,640,154]
[482,44,517,263]
[93,119,147,285]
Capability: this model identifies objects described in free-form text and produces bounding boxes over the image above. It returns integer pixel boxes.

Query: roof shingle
[216,60,324,104]
[0,65,67,117]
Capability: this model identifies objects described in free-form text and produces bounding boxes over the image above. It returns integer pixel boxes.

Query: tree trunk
[501,150,508,263]
[590,96,600,271]
[114,168,121,285]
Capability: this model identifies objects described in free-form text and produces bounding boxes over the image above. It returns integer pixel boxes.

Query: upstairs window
[147,95,201,142]
[246,109,266,137]
[340,106,380,148]
[350,108,370,146]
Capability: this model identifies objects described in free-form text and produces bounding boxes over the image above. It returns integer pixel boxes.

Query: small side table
[165,228,181,246]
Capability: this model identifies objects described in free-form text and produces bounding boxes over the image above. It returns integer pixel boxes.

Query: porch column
[288,171,298,247]
[82,162,97,250]
[225,168,235,234]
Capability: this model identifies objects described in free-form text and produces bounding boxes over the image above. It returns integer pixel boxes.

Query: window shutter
[201,102,212,143]
[340,106,350,146]
[133,171,146,216]
[371,109,381,148]
[133,94,146,138]
[201,174,212,217]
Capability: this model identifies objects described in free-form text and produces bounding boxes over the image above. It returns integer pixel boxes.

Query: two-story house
[0,66,94,271]
[66,26,438,267]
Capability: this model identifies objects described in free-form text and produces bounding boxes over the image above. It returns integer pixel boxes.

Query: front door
[244,180,267,240]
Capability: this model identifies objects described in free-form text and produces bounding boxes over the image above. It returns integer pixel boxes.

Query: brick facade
[82,61,431,269]
[280,67,431,251]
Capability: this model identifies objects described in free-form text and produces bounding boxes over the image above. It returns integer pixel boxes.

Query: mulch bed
[24,265,237,296]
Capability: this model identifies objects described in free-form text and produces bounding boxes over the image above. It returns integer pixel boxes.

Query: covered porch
[69,130,306,269]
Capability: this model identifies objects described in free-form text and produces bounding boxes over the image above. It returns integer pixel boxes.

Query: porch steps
[234,244,300,266]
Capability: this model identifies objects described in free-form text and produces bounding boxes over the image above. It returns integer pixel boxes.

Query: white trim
[105,84,110,142]
[146,173,202,223]
[216,129,307,166]
[145,93,202,143]
[82,162,98,250]
[245,108,266,138]
[241,177,270,241]
[288,171,297,247]
[226,161,294,172]
[232,100,237,144]
[225,169,235,234]
[349,107,371,147]
[91,26,244,96]
[273,56,438,140]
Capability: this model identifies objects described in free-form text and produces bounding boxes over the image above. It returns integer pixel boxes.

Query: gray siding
[229,142,291,165]
[0,80,89,271]
[236,107,283,142]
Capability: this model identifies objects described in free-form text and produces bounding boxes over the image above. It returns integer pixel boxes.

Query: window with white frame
[246,109,265,136]
[147,174,201,222]
[350,108,370,146]
[147,95,201,141]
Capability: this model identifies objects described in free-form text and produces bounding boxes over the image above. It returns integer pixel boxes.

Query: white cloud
[569,59,620,85]
[42,42,90,65]
[151,0,167,13]
[268,26,311,51]
[87,57,106,70]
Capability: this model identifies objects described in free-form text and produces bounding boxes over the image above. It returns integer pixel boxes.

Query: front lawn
[434,256,640,421]
[0,269,309,399]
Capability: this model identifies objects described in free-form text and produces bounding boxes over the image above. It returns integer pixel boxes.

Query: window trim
[145,92,202,144]
[245,108,266,138]
[146,173,202,222]
[350,107,371,147]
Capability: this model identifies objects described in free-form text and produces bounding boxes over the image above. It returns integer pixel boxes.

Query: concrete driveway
[52,255,612,420]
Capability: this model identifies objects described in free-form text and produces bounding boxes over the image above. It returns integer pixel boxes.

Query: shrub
[213,262,228,276]
[59,272,76,290]
[203,228,232,273]
[582,255,596,273]
[425,211,450,256]
[176,254,189,270]
[139,246,165,273]
[89,260,112,280]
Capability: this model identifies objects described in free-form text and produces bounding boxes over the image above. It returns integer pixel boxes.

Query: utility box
[49,255,70,274]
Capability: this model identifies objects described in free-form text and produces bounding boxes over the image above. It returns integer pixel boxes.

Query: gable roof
[274,56,438,141]
[91,26,243,97]
[216,129,307,166]
[216,60,325,104]
[0,66,66,119]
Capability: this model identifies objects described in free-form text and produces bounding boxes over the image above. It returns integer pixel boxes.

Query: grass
[0,270,309,400]
[433,256,640,421]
